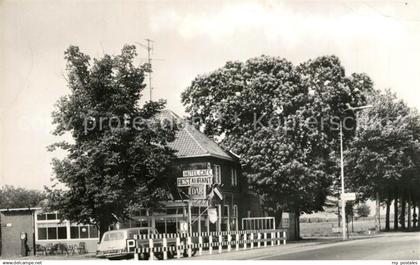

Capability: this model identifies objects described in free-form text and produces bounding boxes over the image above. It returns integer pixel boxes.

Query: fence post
[163,236,168,260]
[243,233,247,250]
[218,233,222,254]
[277,231,281,245]
[227,232,232,252]
[187,235,192,258]
[250,232,254,249]
[235,233,239,251]
[198,234,203,256]
[264,232,267,247]
[209,234,213,255]
[283,231,287,245]
[176,235,181,259]
[149,238,154,260]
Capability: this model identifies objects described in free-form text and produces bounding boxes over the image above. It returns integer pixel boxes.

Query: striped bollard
[187,235,192,257]
[264,232,267,247]
[235,233,239,251]
[176,236,181,259]
[277,231,281,245]
[257,232,261,248]
[218,233,222,253]
[271,232,274,246]
[250,232,254,249]
[198,234,203,255]
[134,234,139,260]
[243,233,247,250]
[209,235,213,254]
[163,236,168,260]
[149,238,154,260]
[283,231,287,245]
[227,233,232,252]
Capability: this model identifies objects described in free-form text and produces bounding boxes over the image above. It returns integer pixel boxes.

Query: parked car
[96,227,178,260]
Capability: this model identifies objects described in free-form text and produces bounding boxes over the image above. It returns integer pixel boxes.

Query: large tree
[47,45,177,238]
[0,185,45,209]
[182,55,373,238]
[346,89,420,230]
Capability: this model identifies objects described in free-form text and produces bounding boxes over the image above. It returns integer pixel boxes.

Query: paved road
[193,232,420,260]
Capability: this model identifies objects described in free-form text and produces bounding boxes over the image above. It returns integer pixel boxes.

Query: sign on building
[188,185,206,200]
[182,169,213,177]
[208,207,218,224]
[177,176,213,187]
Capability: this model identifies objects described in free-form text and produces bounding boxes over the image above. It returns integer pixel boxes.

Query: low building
[0,208,38,257]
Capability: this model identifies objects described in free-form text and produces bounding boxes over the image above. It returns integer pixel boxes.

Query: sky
[1,0,420,190]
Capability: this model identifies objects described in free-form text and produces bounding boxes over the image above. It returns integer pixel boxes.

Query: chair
[77,242,86,254]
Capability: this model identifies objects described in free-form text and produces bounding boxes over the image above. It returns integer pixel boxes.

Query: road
[193,232,420,260]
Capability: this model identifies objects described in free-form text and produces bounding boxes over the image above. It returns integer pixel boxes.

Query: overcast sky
[1,0,419,190]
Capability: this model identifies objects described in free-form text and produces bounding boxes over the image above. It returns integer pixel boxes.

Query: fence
[242,217,276,230]
[127,229,287,260]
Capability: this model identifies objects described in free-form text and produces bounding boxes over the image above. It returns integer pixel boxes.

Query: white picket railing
[127,229,287,260]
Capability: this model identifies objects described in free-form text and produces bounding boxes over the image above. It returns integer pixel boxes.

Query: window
[233,205,238,217]
[38,226,67,240]
[80,226,89,238]
[37,212,60,221]
[70,226,79,239]
[37,214,46,221]
[70,226,98,239]
[213,164,221,184]
[38,228,47,240]
[231,168,237,187]
[47,213,58,220]
[89,226,98,238]
[57,227,67,239]
[47,227,57,239]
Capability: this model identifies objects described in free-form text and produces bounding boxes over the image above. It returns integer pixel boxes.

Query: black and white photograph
[0,0,419,263]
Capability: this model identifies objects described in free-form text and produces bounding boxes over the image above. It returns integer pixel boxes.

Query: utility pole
[340,120,347,240]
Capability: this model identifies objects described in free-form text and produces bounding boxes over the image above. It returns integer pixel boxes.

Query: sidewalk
[190,234,382,260]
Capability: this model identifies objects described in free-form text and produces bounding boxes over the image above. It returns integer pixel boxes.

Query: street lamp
[340,104,372,240]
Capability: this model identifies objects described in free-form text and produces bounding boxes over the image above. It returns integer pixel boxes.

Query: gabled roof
[157,110,235,161]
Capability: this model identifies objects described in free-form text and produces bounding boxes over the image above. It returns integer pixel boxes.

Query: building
[123,110,262,234]
[0,208,38,257]
[1,110,286,257]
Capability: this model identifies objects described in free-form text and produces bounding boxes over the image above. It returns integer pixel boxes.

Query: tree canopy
[47,45,177,236]
[0,185,45,209]
[181,55,373,228]
[345,89,420,229]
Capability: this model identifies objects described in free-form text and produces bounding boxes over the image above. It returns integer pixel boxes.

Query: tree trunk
[274,209,283,229]
[99,223,111,242]
[407,192,411,230]
[400,194,406,229]
[413,201,418,228]
[385,194,391,231]
[296,210,301,240]
[375,192,381,232]
[394,192,398,230]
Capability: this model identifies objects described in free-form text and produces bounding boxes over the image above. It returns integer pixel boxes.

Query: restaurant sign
[177,176,213,187]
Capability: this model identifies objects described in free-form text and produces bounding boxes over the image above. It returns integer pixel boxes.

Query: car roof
[104,227,153,233]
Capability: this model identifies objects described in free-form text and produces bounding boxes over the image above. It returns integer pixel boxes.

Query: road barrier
[128,229,287,260]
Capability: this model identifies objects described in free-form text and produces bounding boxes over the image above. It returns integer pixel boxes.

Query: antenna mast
[145,38,153,101]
